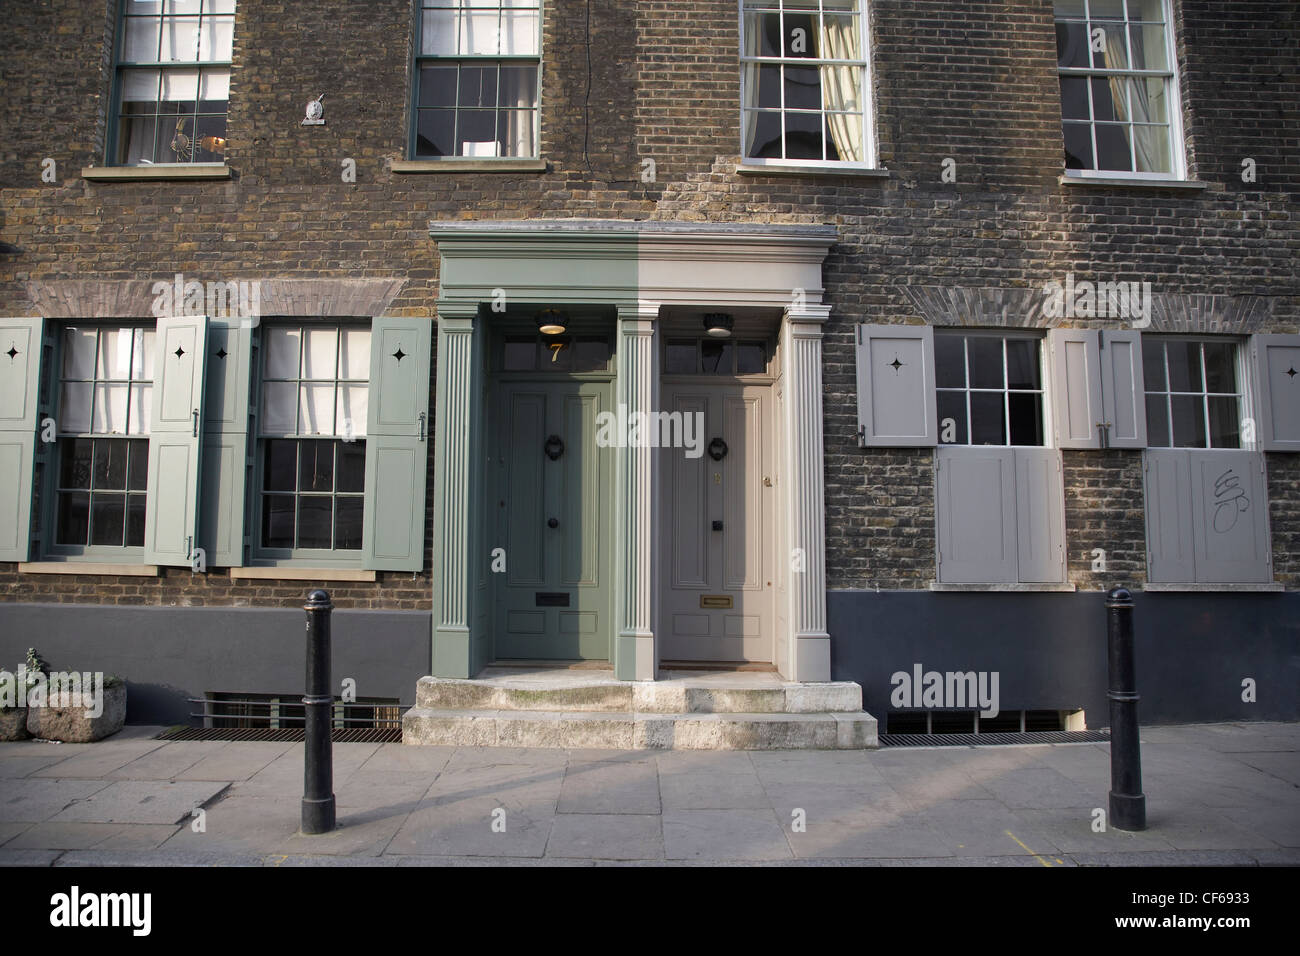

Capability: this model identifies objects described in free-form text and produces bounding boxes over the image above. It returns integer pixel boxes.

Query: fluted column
[431,302,479,677]
[782,305,832,681]
[614,302,659,680]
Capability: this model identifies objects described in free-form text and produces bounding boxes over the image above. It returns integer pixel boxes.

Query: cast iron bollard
[302,589,336,834]
[1106,587,1146,831]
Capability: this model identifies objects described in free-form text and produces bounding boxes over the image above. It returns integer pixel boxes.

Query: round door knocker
[708,437,728,461]
[544,434,565,461]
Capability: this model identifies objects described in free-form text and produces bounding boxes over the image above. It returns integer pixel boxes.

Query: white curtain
[1106,31,1161,172]
[742,15,760,157]
[818,15,863,163]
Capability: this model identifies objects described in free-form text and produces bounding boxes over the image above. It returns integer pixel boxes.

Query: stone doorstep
[401,709,879,751]
[413,676,863,715]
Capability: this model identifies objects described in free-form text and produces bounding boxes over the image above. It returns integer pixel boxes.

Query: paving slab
[660,770,769,810]
[750,750,888,787]
[557,757,660,814]
[654,750,755,775]
[6,821,178,851]
[974,766,1108,810]
[0,754,73,778]
[51,780,228,824]
[545,813,664,860]
[173,741,299,781]
[763,782,910,820]
[0,778,112,823]
[0,848,63,866]
[355,743,455,775]
[107,741,225,780]
[662,808,792,861]
[386,792,555,858]
[1009,807,1179,854]
[917,799,1066,858]
[786,811,955,860]
[1230,750,1300,786]
[333,769,436,810]
[29,739,167,778]
[0,822,31,845]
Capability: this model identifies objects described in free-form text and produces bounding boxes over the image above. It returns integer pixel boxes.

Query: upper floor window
[1054,0,1182,177]
[741,0,873,166]
[935,332,1045,446]
[112,0,235,165]
[1142,337,1243,448]
[413,0,541,159]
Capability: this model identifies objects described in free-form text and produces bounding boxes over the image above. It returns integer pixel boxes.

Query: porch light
[536,309,568,335]
[704,313,734,338]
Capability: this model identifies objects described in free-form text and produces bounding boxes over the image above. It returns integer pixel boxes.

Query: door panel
[661,383,775,662]
[494,380,611,661]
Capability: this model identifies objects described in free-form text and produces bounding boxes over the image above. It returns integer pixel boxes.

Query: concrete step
[401,708,878,750]
[413,675,863,715]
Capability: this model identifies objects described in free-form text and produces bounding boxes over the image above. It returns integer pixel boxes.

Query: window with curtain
[1055,0,1181,176]
[112,0,235,165]
[258,324,370,555]
[740,0,871,166]
[412,0,541,159]
[52,326,155,550]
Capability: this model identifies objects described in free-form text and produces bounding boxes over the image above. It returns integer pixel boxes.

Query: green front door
[492,379,613,661]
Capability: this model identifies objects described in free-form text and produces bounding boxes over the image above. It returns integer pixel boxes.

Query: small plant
[25,647,49,688]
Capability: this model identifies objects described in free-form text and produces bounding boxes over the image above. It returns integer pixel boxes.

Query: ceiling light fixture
[536,308,568,336]
[704,313,734,338]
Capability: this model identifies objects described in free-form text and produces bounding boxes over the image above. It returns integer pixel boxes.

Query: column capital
[783,304,832,327]
[616,301,662,330]
[436,300,481,330]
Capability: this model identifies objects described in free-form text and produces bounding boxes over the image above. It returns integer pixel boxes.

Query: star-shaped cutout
[1288,367,1297,378]
[215,347,228,360]
[889,355,905,373]
[5,345,17,361]
[392,347,406,363]
[174,345,186,360]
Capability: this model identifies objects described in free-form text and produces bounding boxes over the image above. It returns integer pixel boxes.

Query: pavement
[0,721,1296,867]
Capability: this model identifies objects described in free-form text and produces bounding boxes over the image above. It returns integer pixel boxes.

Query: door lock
[548,517,559,529]
[711,520,723,532]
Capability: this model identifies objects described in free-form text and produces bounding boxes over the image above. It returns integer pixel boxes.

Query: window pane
[457,109,496,156]
[666,340,696,374]
[499,65,538,107]
[1141,340,1166,390]
[748,111,782,159]
[336,385,368,439]
[56,491,90,545]
[129,383,153,434]
[1063,121,1093,169]
[1005,339,1041,390]
[93,439,128,490]
[756,64,781,109]
[128,439,149,491]
[126,494,147,548]
[498,109,536,157]
[935,335,965,387]
[264,439,297,492]
[416,109,456,157]
[1059,76,1089,120]
[132,328,155,380]
[1130,76,1169,124]
[337,441,366,493]
[297,497,333,549]
[967,337,1004,389]
[969,392,1005,445]
[1090,77,1118,121]
[198,15,234,60]
[1095,123,1133,171]
[1133,124,1170,174]
[502,10,539,55]
[1089,0,1125,19]
[92,384,130,434]
[1008,392,1044,445]
[63,328,97,379]
[936,391,968,444]
[572,338,611,372]
[1170,395,1206,447]
[783,12,815,57]
[735,341,765,374]
[1145,395,1170,446]
[90,494,127,546]
[264,327,301,379]
[1130,22,1167,70]
[421,8,457,55]
[262,494,295,549]
[298,384,335,435]
[503,336,534,371]
[123,17,163,62]
[299,440,334,493]
[97,329,134,379]
[1207,397,1241,448]
[745,11,780,57]
[1166,340,1201,392]
[59,439,93,489]
[262,382,297,434]
[1055,20,1089,68]
[701,341,732,374]
[1091,22,1128,70]
[301,327,338,379]
[458,65,497,108]
[783,109,824,160]
[1203,342,1237,393]
[160,18,202,61]
[59,383,93,433]
[783,65,821,111]
[419,65,458,108]
[335,498,364,551]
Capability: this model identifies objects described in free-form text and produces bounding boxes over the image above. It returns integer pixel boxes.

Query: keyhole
[713,473,721,485]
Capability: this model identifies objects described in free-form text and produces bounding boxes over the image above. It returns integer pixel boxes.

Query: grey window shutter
[199,319,252,566]
[1015,448,1066,583]
[1143,449,1195,583]
[0,317,44,561]
[1253,334,1300,452]
[856,324,936,447]
[1189,450,1271,583]
[1099,330,1148,448]
[935,447,1016,583]
[361,316,431,571]
[1048,328,1102,449]
[144,315,209,566]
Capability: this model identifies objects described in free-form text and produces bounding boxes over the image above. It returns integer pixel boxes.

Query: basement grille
[880,729,1110,747]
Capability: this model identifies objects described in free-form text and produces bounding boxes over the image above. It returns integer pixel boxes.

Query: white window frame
[1141,334,1256,450]
[1055,0,1187,181]
[935,330,1051,448]
[738,0,877,169]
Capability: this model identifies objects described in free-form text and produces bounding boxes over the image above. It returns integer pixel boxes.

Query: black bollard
[302,589,336,834]
[1106,587,1146,831]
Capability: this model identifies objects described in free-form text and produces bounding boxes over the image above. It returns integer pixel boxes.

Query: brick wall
[1,0,1296,608]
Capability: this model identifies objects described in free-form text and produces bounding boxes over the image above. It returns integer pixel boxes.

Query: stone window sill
[1143,582,1285,593]
[1058,174,1207,190]
[229,567,376,582]
[81,164,232,182]
[737,163,890,179]
[19,562,160,576]
[929,582,1077,592]
[391,159,547,174]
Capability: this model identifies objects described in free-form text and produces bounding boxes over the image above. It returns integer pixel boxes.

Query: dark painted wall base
[828,590,1300,731]
[0,604,430,725]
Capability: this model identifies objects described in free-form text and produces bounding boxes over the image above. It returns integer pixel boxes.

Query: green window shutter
[1143,449,1195,583]
[855,324,937,447]
[0,317,44,561]
[199,319,252,566]
[1252,334,1300,452]
[362,316,431,571]
[935,447,1017,583]
[1098,330,1148,448]
[1015,448,1065,583]
[1189,450,1271,584]
[143,315,209,566]
[1048,328,1102,449]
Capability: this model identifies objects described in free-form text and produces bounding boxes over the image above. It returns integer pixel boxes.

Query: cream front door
[659,382,775,663]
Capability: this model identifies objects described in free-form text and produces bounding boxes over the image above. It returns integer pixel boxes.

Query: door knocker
[708,437,728,461]
[545,434,565,461]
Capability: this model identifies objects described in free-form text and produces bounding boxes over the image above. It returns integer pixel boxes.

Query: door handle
[192,409,199,437]
[548,518,559,529]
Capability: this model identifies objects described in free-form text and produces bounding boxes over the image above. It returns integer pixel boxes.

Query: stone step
[413,675,864,715]
[401,708,879,750]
